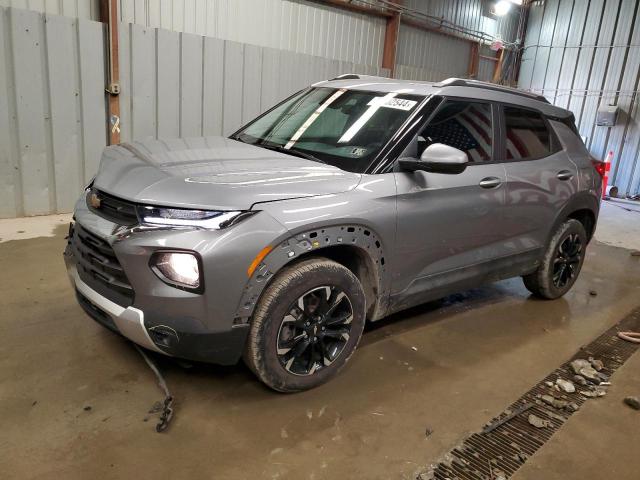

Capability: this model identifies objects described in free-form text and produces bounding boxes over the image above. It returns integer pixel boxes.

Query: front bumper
[65,242,252,364]
[66,260,163,353]
[64,192,287,365]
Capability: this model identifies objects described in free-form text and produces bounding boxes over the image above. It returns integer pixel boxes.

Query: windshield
[233,87,425,173]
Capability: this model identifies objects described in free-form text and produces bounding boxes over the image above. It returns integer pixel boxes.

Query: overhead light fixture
[493,0,512,16]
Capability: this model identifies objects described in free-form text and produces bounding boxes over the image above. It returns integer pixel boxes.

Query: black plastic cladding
[235,225,387,323]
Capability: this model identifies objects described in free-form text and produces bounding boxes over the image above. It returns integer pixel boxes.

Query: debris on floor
[555,378,576,393]
[623,396,640,410]
[569,359,591,375]
[83,405,92,411]
[528,414,551,428]
[482,402,534,433]
[589,357,604,371]
[580,388,607,398]
[135,345,174,433]
[573,374,588,386]
[589,290,598,296]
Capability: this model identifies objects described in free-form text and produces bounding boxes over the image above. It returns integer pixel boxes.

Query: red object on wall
[602,151,613,199]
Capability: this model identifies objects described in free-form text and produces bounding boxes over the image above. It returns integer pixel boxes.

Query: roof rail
[434,78,550,104]
[330,73,361,80]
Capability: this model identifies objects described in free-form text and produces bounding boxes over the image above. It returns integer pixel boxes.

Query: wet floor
[1,224,639,479]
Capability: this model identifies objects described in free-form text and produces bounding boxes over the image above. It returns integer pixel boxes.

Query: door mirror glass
[399,143,468,174]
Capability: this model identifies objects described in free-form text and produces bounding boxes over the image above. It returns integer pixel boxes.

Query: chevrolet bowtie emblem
[89,192,101,209]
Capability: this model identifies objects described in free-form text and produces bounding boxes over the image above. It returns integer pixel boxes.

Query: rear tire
[244,258,366,392]
[523,219,587,299]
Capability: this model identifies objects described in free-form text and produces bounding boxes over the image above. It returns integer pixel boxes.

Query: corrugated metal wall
[119,0,386,66]
[0,0,386,65]
[395,0,521,82]
[0,6,106,218]
[0,6,387,217]
[117,22,388,143]
[396,25,471,81]
[403,0,521,43]
[0,0,101,19]
[519,0,640,198]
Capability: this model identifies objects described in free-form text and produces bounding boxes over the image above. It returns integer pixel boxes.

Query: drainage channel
[422,306,640,480]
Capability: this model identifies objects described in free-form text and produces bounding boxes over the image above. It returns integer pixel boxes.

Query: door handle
[479,177,502,189]
[557,170,574,181]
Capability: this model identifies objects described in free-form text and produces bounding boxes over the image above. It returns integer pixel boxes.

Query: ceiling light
[493,0,512,16]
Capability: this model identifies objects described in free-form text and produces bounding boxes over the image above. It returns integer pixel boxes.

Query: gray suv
[64,76,603,391]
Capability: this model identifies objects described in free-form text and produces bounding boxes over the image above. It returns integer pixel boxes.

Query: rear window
[504,106,554,160]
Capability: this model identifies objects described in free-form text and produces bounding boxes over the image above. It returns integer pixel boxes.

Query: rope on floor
[134,344,175,432]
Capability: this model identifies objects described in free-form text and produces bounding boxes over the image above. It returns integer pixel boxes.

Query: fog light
[152,252,202,291]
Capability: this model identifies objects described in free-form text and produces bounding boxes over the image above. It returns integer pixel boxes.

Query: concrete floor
[1,201,639,479]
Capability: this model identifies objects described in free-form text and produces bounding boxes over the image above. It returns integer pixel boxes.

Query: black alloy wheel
[276,286,354,376]
[552,233,582,288]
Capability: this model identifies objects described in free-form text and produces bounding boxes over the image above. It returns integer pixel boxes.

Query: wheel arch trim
[234,224,388,324]
[548,192,600,245]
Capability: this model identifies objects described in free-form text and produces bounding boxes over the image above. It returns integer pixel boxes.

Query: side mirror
[399,143,468,174]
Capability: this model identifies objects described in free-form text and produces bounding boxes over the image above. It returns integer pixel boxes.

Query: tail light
[592,159,606,178]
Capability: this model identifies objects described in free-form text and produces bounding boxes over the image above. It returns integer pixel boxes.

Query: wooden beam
[101,0,121,145]
[468,42,479,78]
[382,8,401,76]
[492,48,505,83]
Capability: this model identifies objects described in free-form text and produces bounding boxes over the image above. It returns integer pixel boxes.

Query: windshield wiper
[257,143,326,164]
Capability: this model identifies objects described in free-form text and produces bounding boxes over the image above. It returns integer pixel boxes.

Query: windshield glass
[233,87,425,173]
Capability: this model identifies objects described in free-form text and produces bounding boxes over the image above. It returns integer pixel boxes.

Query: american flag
[505,127,541,159]
[424,105,492,162]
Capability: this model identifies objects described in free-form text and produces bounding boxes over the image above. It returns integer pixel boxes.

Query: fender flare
[547,192,600,245]
[234,224,388,323]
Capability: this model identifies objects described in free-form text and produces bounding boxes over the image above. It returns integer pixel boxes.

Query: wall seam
[41,12,57,212]
[4,7,23,216]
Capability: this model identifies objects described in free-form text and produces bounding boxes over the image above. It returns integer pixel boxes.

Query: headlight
[138,206,253,229]
[151,251,202,291]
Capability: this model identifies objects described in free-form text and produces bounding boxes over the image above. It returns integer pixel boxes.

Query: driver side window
[418,100,494,162]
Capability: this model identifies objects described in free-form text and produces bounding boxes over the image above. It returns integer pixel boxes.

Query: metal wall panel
[118,0,386,66]
[0,0,100,19]
[396,25,471,81]
[117,22,389,142]
[0,7,106,218]
[396,0,523,82]
[402,0,521,43]
[520,0,640,198]
[0,1,386,65]
[0,6,389,217]
[477,45,498,82]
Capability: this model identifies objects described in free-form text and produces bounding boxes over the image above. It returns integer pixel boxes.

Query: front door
[391,99,509,311]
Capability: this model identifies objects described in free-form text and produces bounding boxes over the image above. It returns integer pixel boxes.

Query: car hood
[92,137,362,211]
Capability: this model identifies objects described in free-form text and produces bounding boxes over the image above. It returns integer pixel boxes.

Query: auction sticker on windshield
[378,98,417,111]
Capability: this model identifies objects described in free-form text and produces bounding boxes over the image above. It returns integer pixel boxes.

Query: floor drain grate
[424,307,640,480]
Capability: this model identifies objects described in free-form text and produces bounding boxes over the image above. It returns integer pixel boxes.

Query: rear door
[500,105,579,260]
[392,99,510,308]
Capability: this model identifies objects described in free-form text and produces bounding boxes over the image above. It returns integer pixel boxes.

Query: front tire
[523,219,587,299]
[244,258,366,392]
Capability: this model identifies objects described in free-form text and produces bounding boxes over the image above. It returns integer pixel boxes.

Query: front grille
[87,188,139,226]
[70,223,134,307]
